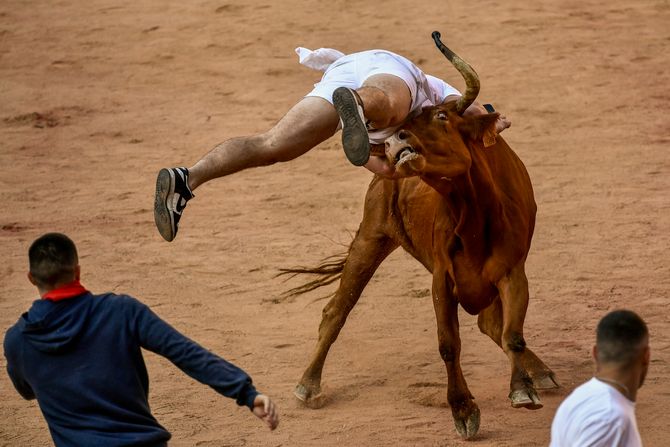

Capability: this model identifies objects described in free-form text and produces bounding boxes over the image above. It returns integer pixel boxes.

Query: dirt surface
[1,0,669,445]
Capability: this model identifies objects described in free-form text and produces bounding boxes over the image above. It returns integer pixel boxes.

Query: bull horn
[432,31,480,115]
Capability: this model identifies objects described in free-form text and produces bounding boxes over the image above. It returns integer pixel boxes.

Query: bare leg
[188,97,339,191]
[154,97,340,241]
[338,75,411,176]
[334,74,412,167]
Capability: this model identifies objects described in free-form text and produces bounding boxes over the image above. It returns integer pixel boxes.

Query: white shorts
[306,50,422,106]
[304,50,459,144]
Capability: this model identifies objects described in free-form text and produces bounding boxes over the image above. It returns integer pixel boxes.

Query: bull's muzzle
[385,130,418,167]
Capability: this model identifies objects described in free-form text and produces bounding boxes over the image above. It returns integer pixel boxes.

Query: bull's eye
[436,111,448,121]
[397,130,410,140]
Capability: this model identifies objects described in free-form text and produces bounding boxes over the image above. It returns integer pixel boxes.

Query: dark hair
[29,233,78,287]
[596,309,648,366]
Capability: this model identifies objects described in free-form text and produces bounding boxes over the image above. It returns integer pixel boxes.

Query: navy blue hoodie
[3,292,259,447]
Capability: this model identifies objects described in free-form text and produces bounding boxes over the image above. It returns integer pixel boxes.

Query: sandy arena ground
[1,0,669,445]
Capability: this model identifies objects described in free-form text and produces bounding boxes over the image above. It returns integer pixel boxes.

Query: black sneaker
[154,167,194,242]
[332,87,370,166]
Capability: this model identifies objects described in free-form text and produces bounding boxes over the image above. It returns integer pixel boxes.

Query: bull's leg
[495,263,552,409]
[432,271,480,439]
[477,297,559,391]
[295,230,397,407]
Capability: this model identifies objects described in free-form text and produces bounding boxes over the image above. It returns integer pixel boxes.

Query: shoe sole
[333,87,370,166]
[154,168,177,242]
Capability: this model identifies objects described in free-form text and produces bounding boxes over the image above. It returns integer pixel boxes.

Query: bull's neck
[423,163,500,245]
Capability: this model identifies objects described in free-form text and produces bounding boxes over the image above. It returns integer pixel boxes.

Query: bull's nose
[384,131,415,164]
[385,133,400,150]
[384,139,399,159]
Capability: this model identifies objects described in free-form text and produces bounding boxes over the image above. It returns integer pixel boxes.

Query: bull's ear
[457,113,499,148]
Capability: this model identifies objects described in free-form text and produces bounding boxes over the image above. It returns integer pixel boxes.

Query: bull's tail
[276,252,348,299]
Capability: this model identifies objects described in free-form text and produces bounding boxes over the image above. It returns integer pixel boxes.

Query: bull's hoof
[453,406,480,440]
[532,372,560,390]
[509,388,543,410]
[294,383,328,409]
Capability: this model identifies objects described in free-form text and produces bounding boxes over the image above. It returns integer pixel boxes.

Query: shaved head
[596,310,648,367]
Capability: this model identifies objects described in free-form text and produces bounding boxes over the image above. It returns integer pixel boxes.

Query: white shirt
[550,378,642,447]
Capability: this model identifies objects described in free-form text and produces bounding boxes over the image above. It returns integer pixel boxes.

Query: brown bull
[286,32,558,439]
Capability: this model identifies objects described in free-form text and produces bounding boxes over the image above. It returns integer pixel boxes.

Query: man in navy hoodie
[4,232,279,446]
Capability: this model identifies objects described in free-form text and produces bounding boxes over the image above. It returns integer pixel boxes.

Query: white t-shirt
[550,378,642,447]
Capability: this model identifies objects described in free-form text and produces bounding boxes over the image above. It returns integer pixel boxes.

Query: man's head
[594,309,650,387]
[28,233,80,290]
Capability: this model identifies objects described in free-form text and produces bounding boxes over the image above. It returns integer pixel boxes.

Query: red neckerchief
[41,280,89,302]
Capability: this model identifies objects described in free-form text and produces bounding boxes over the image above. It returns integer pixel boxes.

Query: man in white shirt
[550,310,649,447]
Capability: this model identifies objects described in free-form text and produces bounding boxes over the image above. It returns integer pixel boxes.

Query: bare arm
[363,144,409,179]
